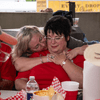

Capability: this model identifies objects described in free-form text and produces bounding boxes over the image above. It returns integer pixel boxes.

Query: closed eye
[55,38,61,40]
[39,36,43,42]
[34,44,39,49]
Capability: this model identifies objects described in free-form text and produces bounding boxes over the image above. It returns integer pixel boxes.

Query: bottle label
[27,93,33,100]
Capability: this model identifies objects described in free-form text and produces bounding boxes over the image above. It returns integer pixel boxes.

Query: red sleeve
[1,43,11,53]
[15,70,30,80]
[0,43,16,81]
[1,56,16,81]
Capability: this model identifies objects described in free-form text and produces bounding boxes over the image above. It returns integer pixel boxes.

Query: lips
[51,45,58,48]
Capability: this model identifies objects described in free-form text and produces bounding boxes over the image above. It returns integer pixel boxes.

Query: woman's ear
[67,36,70,41]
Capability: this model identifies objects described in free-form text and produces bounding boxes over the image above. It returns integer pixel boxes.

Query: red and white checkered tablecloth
[5,90,26,100]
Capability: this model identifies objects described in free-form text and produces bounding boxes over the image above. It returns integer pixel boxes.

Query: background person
[40,8,53,13]
[0,26,17,90]
[15,15,85,90]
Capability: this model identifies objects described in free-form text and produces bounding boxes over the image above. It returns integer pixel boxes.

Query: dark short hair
[53,10,73,26]
[44,15,71,41]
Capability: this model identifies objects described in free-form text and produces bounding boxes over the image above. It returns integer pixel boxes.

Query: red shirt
[0,43,16,81]
[16,50,85,89]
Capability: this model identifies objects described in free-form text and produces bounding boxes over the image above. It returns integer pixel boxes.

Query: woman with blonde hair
[12,26,45,58]
[12,25,48,71]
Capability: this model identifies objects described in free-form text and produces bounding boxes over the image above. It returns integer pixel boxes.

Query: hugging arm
[14,56,48,72]
[66,36,88,60]
[66,45,88,60]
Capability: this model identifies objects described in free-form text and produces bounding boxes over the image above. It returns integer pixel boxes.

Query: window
[0,0,36,12]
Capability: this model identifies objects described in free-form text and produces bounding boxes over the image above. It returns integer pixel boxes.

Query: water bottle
[26,76,39,100]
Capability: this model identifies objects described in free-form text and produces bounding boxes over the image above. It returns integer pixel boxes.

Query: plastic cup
[0,49,10,62]
[61,81,79,100]
[73,18,79,27]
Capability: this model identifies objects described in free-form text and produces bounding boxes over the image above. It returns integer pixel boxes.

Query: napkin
[5,90,26,100]
[44,76,66,99]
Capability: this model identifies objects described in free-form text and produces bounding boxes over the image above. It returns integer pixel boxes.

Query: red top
[0,43,16,81]
[16,50,85,89]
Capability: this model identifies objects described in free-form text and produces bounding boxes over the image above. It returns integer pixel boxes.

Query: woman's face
[29,33,47,52]
[47,30,69,54]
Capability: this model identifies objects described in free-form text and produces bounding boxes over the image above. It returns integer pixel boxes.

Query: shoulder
[68,36,87,49]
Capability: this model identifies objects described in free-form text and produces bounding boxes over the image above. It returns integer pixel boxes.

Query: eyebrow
[47,35,61,37]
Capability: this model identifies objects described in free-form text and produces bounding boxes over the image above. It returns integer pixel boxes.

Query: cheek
[59,41,67,48]
[38,47,43,51]
[29,39,33,47]
[59,40,65,45]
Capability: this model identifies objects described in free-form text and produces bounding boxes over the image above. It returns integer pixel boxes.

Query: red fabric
[0,43,11,53]
[15,70,30,80]
[16,50,85,90]
[0,43,16,81]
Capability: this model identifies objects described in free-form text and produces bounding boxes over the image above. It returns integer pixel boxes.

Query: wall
[0,12,52,28]
[76,12,100,41]
[0,12,100,41]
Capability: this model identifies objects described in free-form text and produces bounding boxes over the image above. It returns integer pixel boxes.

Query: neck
[64,47,69,52]
[60,47,69,55]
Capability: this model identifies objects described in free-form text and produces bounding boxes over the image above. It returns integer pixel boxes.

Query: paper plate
[84,43,100,67]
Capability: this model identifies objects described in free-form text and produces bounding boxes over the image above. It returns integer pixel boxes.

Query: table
[0,90,18,99]
[0,90,82,99]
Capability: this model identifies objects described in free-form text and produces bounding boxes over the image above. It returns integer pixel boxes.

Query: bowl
[33,90,57,100]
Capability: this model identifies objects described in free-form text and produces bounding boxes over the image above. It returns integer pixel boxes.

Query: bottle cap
[29,76,35,80]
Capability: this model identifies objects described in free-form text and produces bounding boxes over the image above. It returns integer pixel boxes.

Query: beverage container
[26,76,39,100]
[72,18,79,27]
[61,81,79,100]
[0,49,10,62]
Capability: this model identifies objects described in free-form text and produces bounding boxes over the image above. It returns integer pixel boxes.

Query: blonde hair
[12,25,42,61]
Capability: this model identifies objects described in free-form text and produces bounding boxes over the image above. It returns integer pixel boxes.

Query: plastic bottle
[26,76,39,100]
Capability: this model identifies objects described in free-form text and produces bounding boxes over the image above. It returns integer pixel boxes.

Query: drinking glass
[0,49,10,62]
[73,18,79,27]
